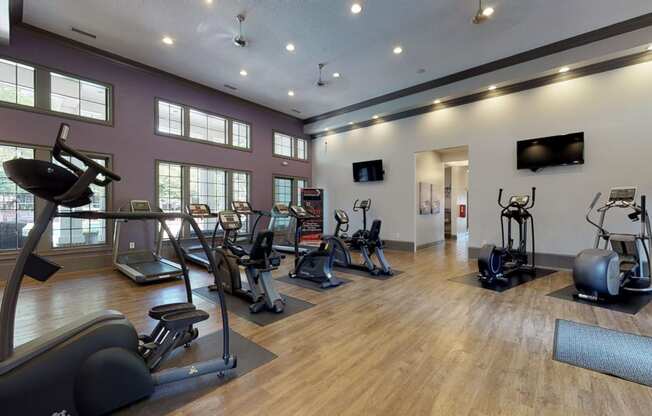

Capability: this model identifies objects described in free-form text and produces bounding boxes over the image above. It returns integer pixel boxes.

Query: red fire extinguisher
[459,204,466,218]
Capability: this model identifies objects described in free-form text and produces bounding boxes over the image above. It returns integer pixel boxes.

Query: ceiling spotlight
[393,46,403,55]
[348,122,354,125]
[233,14,248,48]
[288,90,295,97]
[286,43,295,52]
[473,0,494,24]
[205,0,213,4]
[434,99,441,104]
[488,85,497,91]
[558,66,570,73]
[372,115,379,119]
[240,69,248,76]
[351,3,363,14]
[333,72,341,78]
[647,44,652,51]
[162,36,174,45]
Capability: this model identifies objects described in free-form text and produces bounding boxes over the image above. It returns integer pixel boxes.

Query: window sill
[155,132,253,153]
[0,100,113,127]
[273,154,310,163]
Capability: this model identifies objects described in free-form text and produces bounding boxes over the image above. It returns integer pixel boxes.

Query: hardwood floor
[3,239,652,415]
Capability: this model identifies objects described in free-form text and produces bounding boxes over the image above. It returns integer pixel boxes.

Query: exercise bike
[0,124,236,415]
[478,187,536,284]
[211,210,285,313]
[573,187,652,302]
[288,205,341,288]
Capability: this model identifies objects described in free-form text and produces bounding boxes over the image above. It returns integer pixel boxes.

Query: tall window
[296,179,307,206]
[232,121,250,149]
[0,145,34,250]
[157,162,183,236]
[189,166,226,233]
[50,73,108,121]
[189,109,227,144]
[52,156,108,248]
[0,58,35,107]
[273,132,308,160]
[157,100,184,136]
[232,172,250,231]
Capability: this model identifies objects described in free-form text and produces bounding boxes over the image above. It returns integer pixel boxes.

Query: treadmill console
[609,187,637,205]
[218,210,242,230]
[289,205,313,219]
[334,209,349,224]
[187,204,212,217]
[232,201,254,215]
[272,203,290,216]
[509,195,530,207]
[130,200,152,212]
[359,199,370,209]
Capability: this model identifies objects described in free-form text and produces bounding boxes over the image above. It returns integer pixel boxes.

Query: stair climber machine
[350,198,372,241]
[0,124,236,415]
[211,210,285,313]
[573,187,652,302]
[288,205,342,288]
[326,208,394,276]
[478,187,536,284]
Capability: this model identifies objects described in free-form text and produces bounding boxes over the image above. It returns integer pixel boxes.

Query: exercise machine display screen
[130,200,151,212]
[187,204,212,216]
[509,195,530,207]
[219,211,242,230]
[232,201,253,214]
[609,187,636,204]
[273,203,290,216]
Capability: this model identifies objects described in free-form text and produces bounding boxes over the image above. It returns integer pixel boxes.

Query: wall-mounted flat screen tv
[517,132,584,171]
[353,159,384,182]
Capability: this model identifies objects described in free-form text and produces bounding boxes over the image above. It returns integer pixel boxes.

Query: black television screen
[517,132,584,171]
[353,159,384,182]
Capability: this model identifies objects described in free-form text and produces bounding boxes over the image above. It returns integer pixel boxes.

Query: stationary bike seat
[161,309,209,331]
[148,302,196,320]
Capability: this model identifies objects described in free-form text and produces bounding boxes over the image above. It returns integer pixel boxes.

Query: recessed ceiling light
[488,85,497,91]
[325,128,330,131]
[348,122,354,125]
[393,46,403,55]
[333,72,341,78]
[162,36,174,45]
[372,115,379,119]
[647,44,652,51]
[559,66,570,73]
[286,43,296,52]
[434,99,441,104]
[351,3,363,14]
[240,69,248,76]
[205,0,213,4]
[482,6,495,17]
[288,90,295,97]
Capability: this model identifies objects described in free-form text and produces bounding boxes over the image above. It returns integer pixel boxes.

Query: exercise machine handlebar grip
[589,192,602,210]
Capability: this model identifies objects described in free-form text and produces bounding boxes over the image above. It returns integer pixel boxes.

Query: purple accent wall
[0,27,309,249]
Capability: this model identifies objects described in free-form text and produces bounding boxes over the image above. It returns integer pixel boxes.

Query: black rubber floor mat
[547,284,652,315]
[450,268,557,292]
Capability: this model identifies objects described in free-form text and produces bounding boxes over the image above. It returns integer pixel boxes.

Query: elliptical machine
[573,187,652,302]
[0,124,236,416]
[478,187,536,284]
[288,204,341,288]
[211,210,285,313]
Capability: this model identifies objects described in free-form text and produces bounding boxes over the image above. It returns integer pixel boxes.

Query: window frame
[272,175,310,206]
[154,98,253,152]
[273,130,309,162]
[155,159,252,238]
[0,55,114,126]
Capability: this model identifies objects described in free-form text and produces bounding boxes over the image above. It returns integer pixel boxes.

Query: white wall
[450,166,468,236]
[415,151,445,247]
[312,60,652,255]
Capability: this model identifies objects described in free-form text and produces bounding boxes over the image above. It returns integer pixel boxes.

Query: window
[189,166,226,233]
[157,100,184,136]
[157,162,183,236]
[0,58,35,107]
[296,179,307,206]
[52,156,108,248]
[189,109,227,144]
[274,132,308,160]
[50,73,108,121]
[231,121,250,149]
[232,172,250,231]
[0,145,35,250]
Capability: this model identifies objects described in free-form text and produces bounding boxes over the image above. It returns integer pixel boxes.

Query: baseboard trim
[384,240,415,252]
[0,250,114,281]
[416,240,445,250]
[467,246,574,270]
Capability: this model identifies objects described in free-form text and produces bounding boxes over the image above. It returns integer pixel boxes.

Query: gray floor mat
[553,319,652,387]
[193,286,315,326]
[117,330,276,415]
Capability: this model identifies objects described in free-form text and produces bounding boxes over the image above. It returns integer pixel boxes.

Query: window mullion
[182,165,191,238]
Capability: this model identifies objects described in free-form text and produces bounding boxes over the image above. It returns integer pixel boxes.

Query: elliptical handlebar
[528,187,536,209]
[53,123,121,186]
[497,188,505,208]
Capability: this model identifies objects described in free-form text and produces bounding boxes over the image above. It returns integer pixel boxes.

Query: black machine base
[451,268,557,293]
[548,285,652,315]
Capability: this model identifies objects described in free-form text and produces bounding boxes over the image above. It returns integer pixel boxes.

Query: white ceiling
[23,0,652,119]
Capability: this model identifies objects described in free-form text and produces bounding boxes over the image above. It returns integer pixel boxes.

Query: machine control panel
[232,201,254,215]
[334,208,349,224]
[289,205,314,219]
[187,204,213,217]
[130,200,152,212]
[218,210,242,230]
[509,195,530,207]
[272,203,290,216]
[609,187,637,205]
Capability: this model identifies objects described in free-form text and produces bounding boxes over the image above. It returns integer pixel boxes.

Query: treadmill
[268,203,313,255]
[113,200,184,283]
[179,203,220,271]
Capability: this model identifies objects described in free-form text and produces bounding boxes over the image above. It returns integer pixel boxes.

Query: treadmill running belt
[131,261,181,276]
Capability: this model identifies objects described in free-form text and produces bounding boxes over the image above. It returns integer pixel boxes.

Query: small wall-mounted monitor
[517,132,584,171]
[353,159,384,182]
